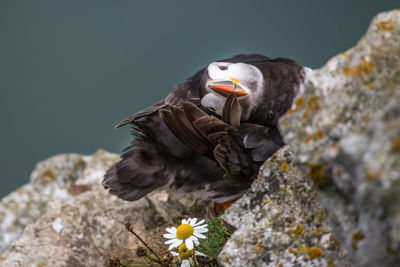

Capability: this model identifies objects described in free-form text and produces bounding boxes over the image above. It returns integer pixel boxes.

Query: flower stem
[125,222,165,266]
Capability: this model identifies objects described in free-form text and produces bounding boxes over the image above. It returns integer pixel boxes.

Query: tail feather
[103,118,175,201]
[103,165,158,201]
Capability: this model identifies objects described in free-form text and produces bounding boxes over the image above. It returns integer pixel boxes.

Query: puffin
[103,54,309,203]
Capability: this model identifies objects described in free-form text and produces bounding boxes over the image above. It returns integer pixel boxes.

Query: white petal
[165,237,178,244]
[194,224,207,229]
[194,227,208,233]
[195,251,207,257]
[190,235,199,245]
[193,232,206,239]
[182,218,188,224]
[170,251,179,256]
[194,219,205,226]
[163,233,176,239]
[166,227,177,234]
[181,259,190,267]
[189,258,194,265]
[169,239,183,250]
[189,218,197,226]
[185,237,194,250]
[194,238,200,246]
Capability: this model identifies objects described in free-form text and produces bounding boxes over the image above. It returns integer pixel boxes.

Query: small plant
[107,217,232,267]
[196,218,232,258]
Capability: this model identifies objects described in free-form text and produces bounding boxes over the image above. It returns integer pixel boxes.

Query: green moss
[197,218,232,258]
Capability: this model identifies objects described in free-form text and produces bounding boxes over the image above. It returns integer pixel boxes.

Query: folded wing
[160,94,254,181]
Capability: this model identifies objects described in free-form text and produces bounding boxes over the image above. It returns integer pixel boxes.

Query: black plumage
[103,54,307,202]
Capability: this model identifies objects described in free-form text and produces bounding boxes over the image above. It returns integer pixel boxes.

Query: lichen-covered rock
[218,146,352,267]
[0,152,90,253]
[2,9,399,267]
[279,9,400,267]
[0,150,211,266]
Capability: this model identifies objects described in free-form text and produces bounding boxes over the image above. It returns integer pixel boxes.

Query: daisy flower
[164,217,208,250]
[170,243,206,267]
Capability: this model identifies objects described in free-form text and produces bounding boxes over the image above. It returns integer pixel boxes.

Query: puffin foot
[214,196,242,214]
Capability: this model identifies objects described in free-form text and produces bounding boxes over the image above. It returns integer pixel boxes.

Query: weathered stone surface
[279,9,400,267]
[2,9,399,267]
[0,152,89,253]
[219,146,352,267]
[0,150,211,266]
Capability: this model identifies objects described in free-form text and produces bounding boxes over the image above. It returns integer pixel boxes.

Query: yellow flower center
[176,224,194,240]
[178,243,195,260]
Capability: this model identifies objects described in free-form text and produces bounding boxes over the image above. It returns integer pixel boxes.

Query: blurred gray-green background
[0,0,398,198]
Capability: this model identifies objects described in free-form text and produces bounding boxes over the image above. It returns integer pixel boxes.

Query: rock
[218,146,352,267]
[2,9,400,267]
[0,150,211,266]
[0,152,89,253]
[279,9,400,267]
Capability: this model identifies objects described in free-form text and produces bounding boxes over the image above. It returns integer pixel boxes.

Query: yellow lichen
[305,133,313,143]
[367,83,374,89]
[377,19,395,32]
[38,262,48,267]
[288,224,304,238]
[343,58,376,77]
[315,129,324,139]
[316,210,326,223]
[327,260,335,267]
[279,263,283,267]
[296,95,304,108]
[307,164,326,184]
[288,96,304,114]
[366,172,375,181]
[330,145,338,152]
[329,235,338,248]
[281,163,290,171]
[288,248,299,254]
[42,169,55,182]
[307,95,321,112]
[223,256,230,262]
[341,52,349,57]
[280,120,289,126]
[301,247,323,260]
[303,109,309,119]
[391,133,400,152]
[351,231,365,250]
[315,229,320,236]
[352,231,365,241]
[253,243,263,254]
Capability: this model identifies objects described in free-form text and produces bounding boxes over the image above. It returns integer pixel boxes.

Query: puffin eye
[218,65,228,70]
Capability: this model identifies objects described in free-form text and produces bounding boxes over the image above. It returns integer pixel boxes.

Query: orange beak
[209,83,247,97]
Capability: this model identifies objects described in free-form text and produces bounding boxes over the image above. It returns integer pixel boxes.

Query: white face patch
[203,62,264,119]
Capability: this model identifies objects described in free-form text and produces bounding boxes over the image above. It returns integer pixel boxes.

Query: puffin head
[201,61,264,120]
[166,54,307,126]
